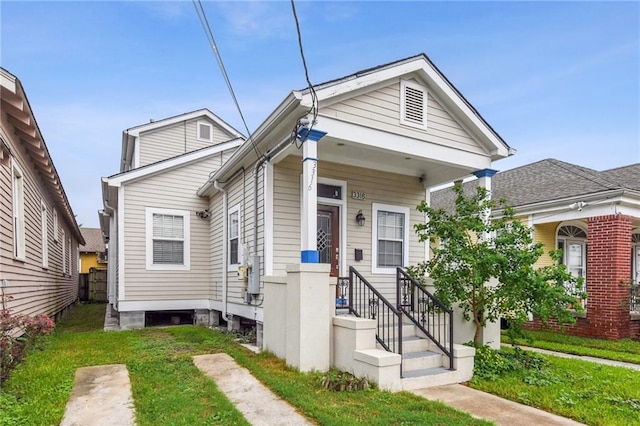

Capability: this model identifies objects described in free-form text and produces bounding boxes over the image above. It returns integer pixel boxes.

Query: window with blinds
[229,206,240,265]
[152,214,185,264]
[372,203,410,274]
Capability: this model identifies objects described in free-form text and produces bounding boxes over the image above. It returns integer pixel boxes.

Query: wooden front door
[317,205,339,277]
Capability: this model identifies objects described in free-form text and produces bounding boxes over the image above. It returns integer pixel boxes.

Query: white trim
[400,79,428,130]
[11,161,25,260]
[228,204,241,266]
[264,163,274,275]
[68,235,72,275]
[197,120,214,142]
[145,207,191,271]
[133,137,140,169]
[53,209,59,242]
[117,186,125,303]
[424,188,431,265]
[107,139,243,187]
[41,200,48,268]
[318,177,347,276]
[116,299,263,322]
[371,203,410,274]
[555,221,587,280]
[62,229,67,274]
[126,109,244,140]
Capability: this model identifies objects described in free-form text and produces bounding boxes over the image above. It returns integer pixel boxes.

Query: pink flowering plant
[0,294,55,383]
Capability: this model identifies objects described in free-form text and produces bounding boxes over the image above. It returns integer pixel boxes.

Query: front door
[317,205,339,277]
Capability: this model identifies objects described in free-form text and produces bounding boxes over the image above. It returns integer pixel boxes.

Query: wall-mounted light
[356,210,366,227]
[196,209,210,219]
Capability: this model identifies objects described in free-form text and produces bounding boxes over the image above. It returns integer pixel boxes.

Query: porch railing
[631,283,640,313]
[397,268,454,370]
[347,266,403,356]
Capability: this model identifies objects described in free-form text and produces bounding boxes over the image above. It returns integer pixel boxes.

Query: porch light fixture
[355,210,366,227]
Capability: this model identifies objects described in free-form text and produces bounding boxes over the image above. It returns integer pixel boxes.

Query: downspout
[213,180,229,320]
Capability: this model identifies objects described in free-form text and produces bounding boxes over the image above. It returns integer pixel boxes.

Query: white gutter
[214,180,229,321]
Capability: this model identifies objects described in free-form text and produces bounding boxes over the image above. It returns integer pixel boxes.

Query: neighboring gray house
[432,159,640,339]
[1,67,84,321]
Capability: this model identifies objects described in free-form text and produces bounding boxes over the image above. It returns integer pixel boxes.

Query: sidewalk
[511,345,640,371]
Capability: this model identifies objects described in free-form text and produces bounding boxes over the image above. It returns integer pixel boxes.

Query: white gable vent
[197,121,213,142]
[400,80,427,129]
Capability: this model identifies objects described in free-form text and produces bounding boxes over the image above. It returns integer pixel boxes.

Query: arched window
[633,230,640,285]
[556,222,587,280]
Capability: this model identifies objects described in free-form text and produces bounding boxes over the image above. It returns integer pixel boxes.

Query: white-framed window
[228,204,240,265]
[197,121,213,142]
[12,162,25,260]
[632,230,640,285]
[400,79,428,130]
[62,229,67,274]
[67,236,72,275]
[372,203,410,274]
[145,207,190,270]
[53,209,59,242]
[41,200,48,268]
[556,222,587,306]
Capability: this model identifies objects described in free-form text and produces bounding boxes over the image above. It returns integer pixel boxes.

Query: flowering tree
[1,295,55,383]
[411,183,584,346]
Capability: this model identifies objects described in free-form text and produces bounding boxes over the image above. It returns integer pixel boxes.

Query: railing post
[449,310,454,370]
[348,267,354,316]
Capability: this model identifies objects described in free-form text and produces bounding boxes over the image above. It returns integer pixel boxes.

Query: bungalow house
[101,54,515,389]
[0,67,85,321]
[78,227,107,302]
[432,159,640,339]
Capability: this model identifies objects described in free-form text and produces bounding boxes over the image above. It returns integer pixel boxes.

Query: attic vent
[197,121,213,142]
[400,80,427,129]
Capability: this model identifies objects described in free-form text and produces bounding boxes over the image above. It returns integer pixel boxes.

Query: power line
[192,0,262,160]
[290,0,318,148]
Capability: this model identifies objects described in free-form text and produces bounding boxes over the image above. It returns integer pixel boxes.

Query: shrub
[471,344,548,382]
[0,295,55,384]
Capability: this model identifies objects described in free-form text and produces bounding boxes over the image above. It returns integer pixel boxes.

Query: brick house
[433,159,640,339]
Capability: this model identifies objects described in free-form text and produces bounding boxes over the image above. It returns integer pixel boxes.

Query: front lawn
[503,329,640,364]
[0,303,490,426]
[470,346,640,426]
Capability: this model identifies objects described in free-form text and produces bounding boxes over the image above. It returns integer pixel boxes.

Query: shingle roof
[432,159,640,211]
[80,228,105,253]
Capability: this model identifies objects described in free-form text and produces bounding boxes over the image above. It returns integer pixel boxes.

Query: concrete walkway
[60,364,135,426]
[513,345,640,371]
[193,353,315,426]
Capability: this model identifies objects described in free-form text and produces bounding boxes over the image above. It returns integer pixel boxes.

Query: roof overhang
[1,67,84,244]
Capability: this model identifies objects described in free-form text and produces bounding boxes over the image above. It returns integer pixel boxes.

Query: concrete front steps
[379,322,475,390]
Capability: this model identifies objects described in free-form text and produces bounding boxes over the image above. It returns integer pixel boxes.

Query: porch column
[299,127,327,263]
[472,168,498,242]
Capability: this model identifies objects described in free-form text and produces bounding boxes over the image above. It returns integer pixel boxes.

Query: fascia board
[109,138,243,187]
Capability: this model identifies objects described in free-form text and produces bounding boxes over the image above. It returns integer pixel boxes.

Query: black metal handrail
[348,266,403,357]
[397,268,454,370]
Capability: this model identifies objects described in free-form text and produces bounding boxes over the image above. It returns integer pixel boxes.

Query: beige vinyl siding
[321,79,484,155]
[122,154,231,301]
[0,123,79,320]
[272,155,426,302]
[138,117,238,167]
[210,166,265,306]
[208,192,223,301]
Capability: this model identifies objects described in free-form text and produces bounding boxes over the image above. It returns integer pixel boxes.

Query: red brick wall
[525,214,635,340]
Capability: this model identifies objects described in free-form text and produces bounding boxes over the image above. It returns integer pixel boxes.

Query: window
[228,205,240,265]
[372,203,410,274]
[12,162,25,259]
[556,223,587,305]
[53,209,59,241]
[632,231,640,285]
[145,208,190,270]
[41,201,48,268]
[68,236,72,274]
[400,79,427,129]
[62,229,66,274]
[197,121,213,142]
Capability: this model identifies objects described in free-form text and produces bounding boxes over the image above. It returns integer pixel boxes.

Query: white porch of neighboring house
[198,54,513,390]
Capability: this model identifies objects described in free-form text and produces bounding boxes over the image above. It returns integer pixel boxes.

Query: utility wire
[192,0,262,160]
[290,0,318,148]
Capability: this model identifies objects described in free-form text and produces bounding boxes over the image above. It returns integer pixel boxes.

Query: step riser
[401,371,459,390]
[403,355,444,371]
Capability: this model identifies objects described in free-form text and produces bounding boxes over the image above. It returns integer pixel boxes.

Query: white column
[424,186,431,266]
[472,168,497,242]
[299,128,327,263]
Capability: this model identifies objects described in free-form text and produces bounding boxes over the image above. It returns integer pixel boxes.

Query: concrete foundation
[119,311,145,329]
[194,309,209,326]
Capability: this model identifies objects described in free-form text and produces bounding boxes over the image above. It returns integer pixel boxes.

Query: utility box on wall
[248,255,260,295]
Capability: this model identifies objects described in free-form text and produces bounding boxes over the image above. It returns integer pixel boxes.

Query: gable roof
[80,228,105,253]
[0,68,85,244]
[120,108,245,172]
[432,159,640,211]
[199,53,515,196]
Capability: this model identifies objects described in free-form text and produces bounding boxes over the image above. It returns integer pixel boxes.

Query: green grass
[503,330,640,364]
[471,347,640,426]
[0,303,490,426]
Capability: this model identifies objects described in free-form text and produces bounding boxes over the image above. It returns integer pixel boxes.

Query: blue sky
[2,1,639,228]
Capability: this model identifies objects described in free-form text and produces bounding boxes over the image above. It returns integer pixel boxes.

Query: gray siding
[321,79,484,155]
[138,117,238,167]
[0,115,79,320]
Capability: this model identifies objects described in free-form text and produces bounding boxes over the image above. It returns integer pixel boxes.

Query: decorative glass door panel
[318,205,339,277]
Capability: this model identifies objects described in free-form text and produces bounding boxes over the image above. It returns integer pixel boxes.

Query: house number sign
[351,191,366,200]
